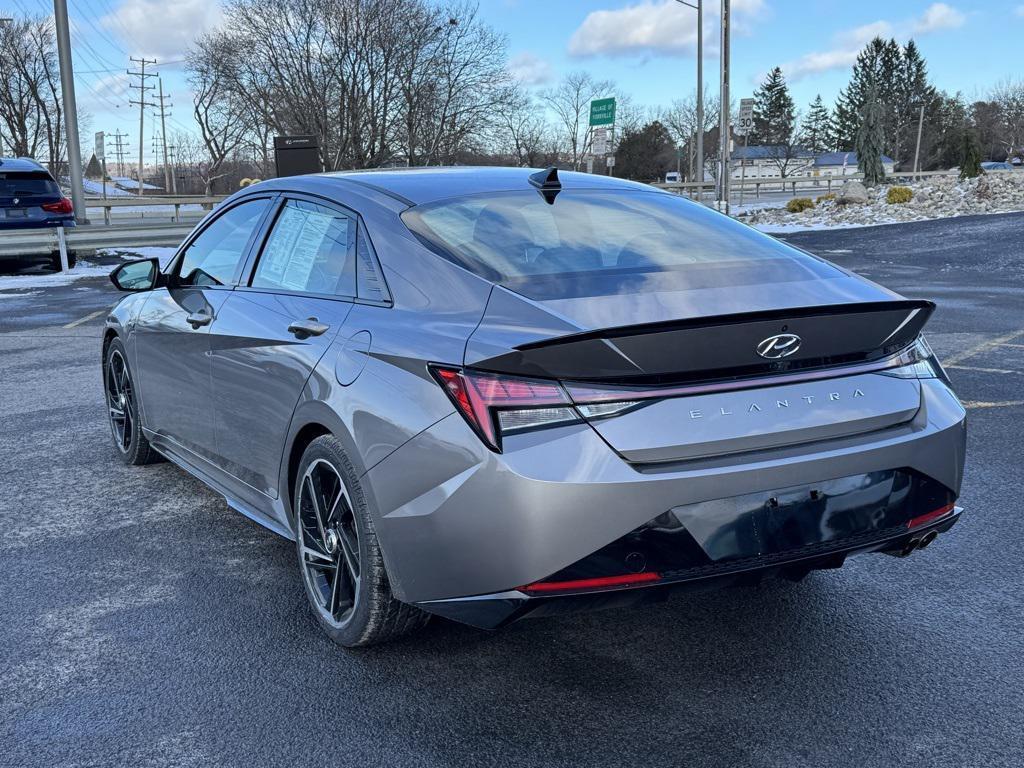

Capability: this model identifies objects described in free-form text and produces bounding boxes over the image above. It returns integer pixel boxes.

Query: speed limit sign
[736,98,755,136]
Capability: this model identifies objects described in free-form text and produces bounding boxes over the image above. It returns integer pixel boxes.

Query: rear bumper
[416,507,963,630]
[366,377,966,605]
[0,217,75,231]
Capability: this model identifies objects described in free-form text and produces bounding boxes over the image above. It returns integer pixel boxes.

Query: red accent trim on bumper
[520,571,662,594]
[907,503,955,529]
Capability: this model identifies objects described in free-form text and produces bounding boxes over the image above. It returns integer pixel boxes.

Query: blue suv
[1,157,77,270]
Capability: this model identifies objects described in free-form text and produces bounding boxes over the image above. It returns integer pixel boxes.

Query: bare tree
[0,16,64,172]
[494,83,552,166]
[990,79,1024,162]
[541,71,615,170]
[188,36,250,194]
[661,89,720,180]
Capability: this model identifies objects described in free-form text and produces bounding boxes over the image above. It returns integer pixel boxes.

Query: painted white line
[963,400,1024,410]
[942,329,1024,367]
[62,309,105,329]
[946,365,1020,375]
[996,343,1024,350]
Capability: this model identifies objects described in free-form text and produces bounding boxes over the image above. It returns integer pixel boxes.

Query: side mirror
[110,258,160,292]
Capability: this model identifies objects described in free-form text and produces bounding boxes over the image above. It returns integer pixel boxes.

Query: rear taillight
[430,366,580,451]
[41,197,74,214]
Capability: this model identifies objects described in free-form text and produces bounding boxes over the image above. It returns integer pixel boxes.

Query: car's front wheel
[293,435,428,647]
[104,338,158,465]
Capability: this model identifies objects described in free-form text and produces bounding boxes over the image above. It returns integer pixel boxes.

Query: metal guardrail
[654,169,960,198]
[0,222,196,261]
[83,195,226,225]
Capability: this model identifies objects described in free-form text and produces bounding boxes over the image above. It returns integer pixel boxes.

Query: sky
[2,0,1023,163]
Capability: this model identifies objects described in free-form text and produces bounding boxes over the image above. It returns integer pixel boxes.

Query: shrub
[816,192,836,204]
[886,186,913,204]
[786,197,815,213]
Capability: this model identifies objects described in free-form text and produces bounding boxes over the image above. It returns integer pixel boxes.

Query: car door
[208,195,366,500]
[133,196,274,461]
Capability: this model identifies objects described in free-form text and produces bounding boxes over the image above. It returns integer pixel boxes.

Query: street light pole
[674,0,703,199]
[52,0,86,224]
[718,0,730,213]
[913,104,925,181]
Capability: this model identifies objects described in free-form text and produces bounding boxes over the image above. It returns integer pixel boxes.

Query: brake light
[41,197,74,214]
[430,366,579,451]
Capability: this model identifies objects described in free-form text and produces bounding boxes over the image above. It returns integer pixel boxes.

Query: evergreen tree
[892,40,938,166]
[832,37,901,151]
[751,67,795,146]
[614,120,676,181]
[856,86,886,186]
[960,129,983,179]
[799,95,831,153]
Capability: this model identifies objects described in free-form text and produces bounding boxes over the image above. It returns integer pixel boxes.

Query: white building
[811,151,895,178]
[730,145,815,182]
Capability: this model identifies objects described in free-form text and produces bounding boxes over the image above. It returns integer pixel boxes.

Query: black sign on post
[273,135,323,178]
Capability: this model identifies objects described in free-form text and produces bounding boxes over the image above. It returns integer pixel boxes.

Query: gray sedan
[104,167,967,647]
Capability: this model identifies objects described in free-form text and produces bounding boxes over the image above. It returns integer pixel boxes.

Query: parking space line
[996,343,1024,349]
[963,400,1024,410]
[942,329,1024,367]
[946,364,1020,375]
[61,310,105,329]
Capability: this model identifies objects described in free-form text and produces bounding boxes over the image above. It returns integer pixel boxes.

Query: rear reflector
[520,572,661,594]
[907,503,955,529]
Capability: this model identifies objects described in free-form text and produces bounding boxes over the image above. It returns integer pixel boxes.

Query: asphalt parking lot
[2,213,1023,768]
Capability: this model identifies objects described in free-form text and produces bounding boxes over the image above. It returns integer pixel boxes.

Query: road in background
[1,213,1023,767]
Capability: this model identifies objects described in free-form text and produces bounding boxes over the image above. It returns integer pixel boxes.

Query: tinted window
[0,171,60,200]
[178,198,270,287]
[402,190,839,300]
[251,199,355,296]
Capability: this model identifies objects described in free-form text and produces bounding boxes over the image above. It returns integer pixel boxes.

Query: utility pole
[127,56,158,197]
[718,0,731,214]
[913,104,925,181]
[52,0,86,223]
[109,130,129,177]
[167,143,178,194]
[156,78,173,193]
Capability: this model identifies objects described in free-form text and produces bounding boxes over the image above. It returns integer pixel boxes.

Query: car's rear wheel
[104,338,158,465]
[294,435,428,647]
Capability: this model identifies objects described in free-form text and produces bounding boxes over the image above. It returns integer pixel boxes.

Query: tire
[49,250,77,271]
[104,338,159,465]
[293,434,428,647]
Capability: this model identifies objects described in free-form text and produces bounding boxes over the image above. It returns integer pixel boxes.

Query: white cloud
[781,5,964,82]
[101,0,222,61]
[508,52,554,86]
[567,0,765,59]
[912,3,966,33]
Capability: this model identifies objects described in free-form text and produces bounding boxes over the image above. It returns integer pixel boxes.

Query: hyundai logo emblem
[757,333,802,359]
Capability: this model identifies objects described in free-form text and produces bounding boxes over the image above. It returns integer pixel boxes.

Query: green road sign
[589,97,616,127]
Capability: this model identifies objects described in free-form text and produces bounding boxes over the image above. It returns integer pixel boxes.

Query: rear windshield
[0,171,60,200]
[401,190,839,300]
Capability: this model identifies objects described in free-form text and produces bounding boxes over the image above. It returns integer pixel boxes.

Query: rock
[836,180,870,205]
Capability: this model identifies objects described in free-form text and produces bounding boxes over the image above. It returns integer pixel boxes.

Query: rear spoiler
[473,300,935,384]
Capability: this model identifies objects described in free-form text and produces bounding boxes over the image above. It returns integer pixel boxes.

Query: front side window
[177,198,270,287]
[251,199,356,296]
[402,189,840,300]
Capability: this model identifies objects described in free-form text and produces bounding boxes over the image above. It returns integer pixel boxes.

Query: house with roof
[730,145,816,183]
[811,151,895,178]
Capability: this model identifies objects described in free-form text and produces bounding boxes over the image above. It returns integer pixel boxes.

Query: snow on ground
[81,179,133,197]
[738,171,1024,232]
[0,247,176,292]
[97,246,177,267]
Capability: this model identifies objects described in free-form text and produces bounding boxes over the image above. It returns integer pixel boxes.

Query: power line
[107,129,129,177]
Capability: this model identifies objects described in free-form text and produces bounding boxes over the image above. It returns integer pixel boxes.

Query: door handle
[186,309,213,329]
[288,317,330,339]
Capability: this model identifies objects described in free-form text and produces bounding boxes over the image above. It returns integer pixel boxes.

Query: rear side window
[178,198,270,287]
[0,171,60,200]
[401,190,839,300]
[252,199,356,296]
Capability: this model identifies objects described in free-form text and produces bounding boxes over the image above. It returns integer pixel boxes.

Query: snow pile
[740,171,1024,232]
